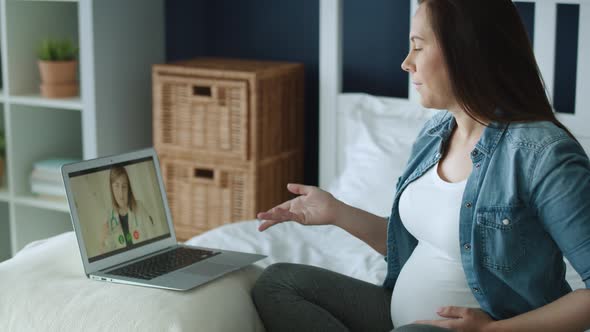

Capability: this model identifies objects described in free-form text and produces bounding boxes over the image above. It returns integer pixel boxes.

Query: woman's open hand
[256,183,343,231]
[414,306,495,332]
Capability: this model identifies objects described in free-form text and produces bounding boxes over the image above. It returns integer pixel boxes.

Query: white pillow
[328,93,440,216]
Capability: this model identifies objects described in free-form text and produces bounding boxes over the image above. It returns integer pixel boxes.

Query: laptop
[62,147,266,291]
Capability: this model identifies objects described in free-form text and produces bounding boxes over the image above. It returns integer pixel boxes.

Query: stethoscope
[109,209,139,230]
[109,209,141,245]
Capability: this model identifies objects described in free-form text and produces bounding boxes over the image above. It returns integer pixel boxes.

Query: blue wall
[342,1,410,97]
[165,1,571,185]
[165,0,411,186]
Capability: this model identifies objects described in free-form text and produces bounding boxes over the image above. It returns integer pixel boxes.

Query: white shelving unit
[0,0,165,262]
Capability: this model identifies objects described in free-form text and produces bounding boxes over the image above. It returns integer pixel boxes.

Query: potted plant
[37,39,79,98]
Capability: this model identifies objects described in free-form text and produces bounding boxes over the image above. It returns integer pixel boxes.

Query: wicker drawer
[153,58,305,240]
[154,76,249,160]
[161,157,253,241]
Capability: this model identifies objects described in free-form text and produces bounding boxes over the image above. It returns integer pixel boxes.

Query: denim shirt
[384,111,590,320]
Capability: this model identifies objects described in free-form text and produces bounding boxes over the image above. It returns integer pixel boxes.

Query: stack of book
[30,158,79,200]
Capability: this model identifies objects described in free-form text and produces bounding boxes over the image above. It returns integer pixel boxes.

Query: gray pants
[251,263,452,332]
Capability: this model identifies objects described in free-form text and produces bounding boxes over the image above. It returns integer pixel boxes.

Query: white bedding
[0,231,264,332]
[1,94,586,331]
[1,218,584,332]
[186,220,387,285]
[0,220,387,332]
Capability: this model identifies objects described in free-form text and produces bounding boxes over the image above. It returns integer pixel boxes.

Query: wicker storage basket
[153,58,304,240]
[155,76,249,160]
[161,151,303,240]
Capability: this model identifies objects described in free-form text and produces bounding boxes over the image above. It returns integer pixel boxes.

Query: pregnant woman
[251,0,590,331]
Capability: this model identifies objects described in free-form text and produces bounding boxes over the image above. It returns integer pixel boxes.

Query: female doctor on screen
[101,166,156,253]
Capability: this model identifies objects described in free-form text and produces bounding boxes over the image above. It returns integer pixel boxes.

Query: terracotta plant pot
[40,83,79,98]
[38,60,79,98]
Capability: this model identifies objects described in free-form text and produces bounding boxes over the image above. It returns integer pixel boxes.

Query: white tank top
[391,162,480,327]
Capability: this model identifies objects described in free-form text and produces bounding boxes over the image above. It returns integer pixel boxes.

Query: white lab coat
[102,201,158,252]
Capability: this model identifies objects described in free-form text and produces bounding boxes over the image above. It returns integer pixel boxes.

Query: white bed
[0,219,385,331]
[0,94,432,332]
[0,92,586,331]
[2,0,590,331]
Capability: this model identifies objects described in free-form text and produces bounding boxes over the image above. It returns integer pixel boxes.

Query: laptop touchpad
[182,262,235,277]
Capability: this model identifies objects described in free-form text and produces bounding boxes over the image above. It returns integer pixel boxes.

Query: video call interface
[68,157,170,262]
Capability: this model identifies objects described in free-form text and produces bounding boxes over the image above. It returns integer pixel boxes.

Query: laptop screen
[68,156,171,262]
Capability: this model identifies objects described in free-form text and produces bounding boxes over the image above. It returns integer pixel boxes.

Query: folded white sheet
[0,219,584,331]
[0,231,265,332]
[0,219,387,332]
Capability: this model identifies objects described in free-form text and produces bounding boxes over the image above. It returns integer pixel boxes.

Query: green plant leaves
[38,39,78,61]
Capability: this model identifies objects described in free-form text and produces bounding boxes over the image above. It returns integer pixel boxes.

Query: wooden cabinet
[153,58,304,240]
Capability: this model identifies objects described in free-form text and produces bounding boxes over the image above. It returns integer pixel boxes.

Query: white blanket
[0,230,264,332]
[186,220,387,284]
[0,220,387,332]
[0,219,584,331]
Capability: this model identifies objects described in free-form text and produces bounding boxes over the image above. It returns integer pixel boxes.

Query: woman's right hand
[257,183,345,232]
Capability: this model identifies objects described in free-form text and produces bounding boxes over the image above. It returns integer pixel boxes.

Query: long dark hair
[417,0,578,141]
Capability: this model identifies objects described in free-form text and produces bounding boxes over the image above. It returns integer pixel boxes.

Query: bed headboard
[319,0,590,188]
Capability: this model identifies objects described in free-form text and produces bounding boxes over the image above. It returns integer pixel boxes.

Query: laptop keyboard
[107,247,220,280]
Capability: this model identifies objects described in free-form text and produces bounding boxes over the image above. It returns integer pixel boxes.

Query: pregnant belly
[390,243,480,328]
